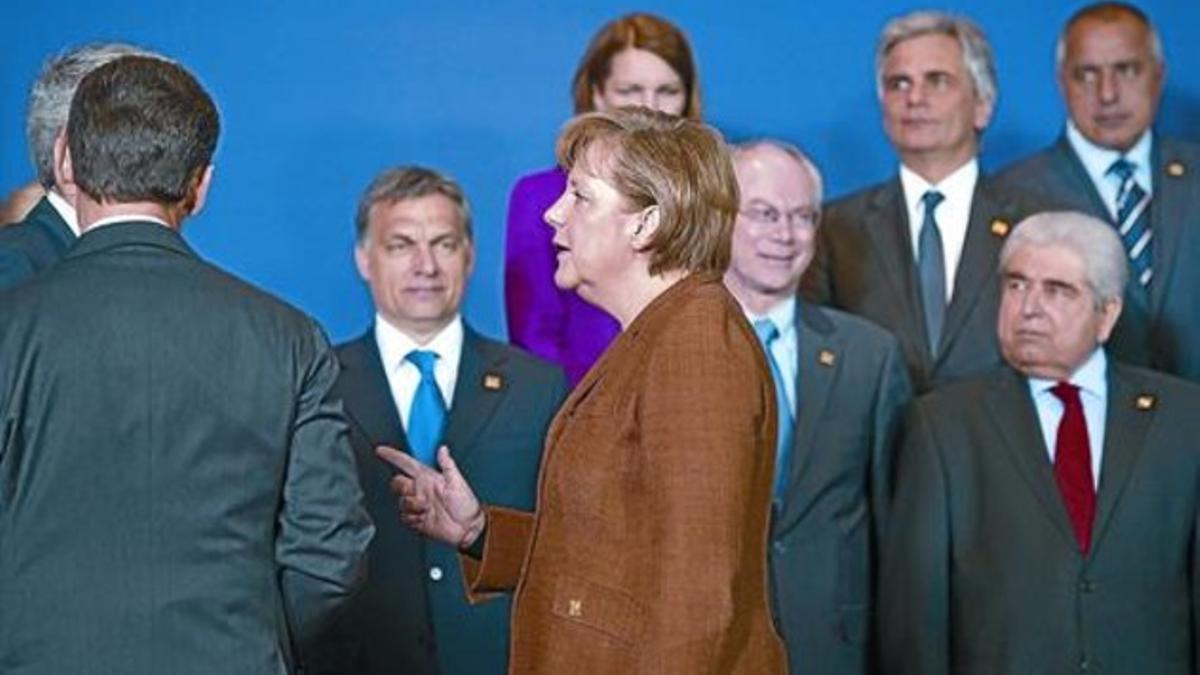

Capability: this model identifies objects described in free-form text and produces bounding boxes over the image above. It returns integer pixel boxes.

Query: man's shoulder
[824,179,895,220]
[800,301,900,355]
[1157,135,1200,169]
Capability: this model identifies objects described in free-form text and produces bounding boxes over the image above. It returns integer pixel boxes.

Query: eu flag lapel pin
[1135,394,1156,411]
[483,373,503,391]
[1167,161,1186,177]
[990,219,1010,237]
[818,349,836,367]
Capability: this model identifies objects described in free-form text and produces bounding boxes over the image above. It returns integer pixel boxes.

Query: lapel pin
[1135,394,1156,411]
[990,219,1010,237]
[1167,161,1186,177]
[483,373,503,391]
[818,349,837,367]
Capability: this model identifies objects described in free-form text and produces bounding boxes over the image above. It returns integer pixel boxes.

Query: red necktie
[1050,382,1096,554]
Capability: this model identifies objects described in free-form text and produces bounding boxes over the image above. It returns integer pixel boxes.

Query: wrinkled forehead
[366,195,469,240]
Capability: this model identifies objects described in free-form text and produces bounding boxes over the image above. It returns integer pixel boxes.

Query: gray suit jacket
[770,302,911,675]
[0,195,73,290]
[996,135,1200,383]
[0,222,373,675]
[305,328,567,675]
[881,361,1200,674]
[801,174,1029,393]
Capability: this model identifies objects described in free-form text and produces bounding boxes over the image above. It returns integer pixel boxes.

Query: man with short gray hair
[802,10,1028,394]
[997,2,1200,384]
[881,210,1200,673]
[0,41,158,288]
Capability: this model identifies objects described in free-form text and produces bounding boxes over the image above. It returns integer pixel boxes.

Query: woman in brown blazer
[379,107,786,674]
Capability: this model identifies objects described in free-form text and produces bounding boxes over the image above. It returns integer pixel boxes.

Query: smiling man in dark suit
[0,42,156,289]
[802,11,1027,393]
[881,211,1200,674]
[725,140,911,675]
[305,166,567,675]
[0,55,372,675]
[997,3,1200,383]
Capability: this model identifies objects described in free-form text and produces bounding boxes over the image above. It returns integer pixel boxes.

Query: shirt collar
[1065,121,1153,187]
[84,214,173,231]
[45,189,80,237]
[1027,347,1108,401]
[745,296,796,340]
[899,158,979,214]
[374,314,464,372]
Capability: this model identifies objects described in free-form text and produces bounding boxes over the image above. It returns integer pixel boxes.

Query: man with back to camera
[725,139,911,675]
[0,42,156,288]
[997,2,1200,383]
[0,55,373,675]
[303,166,568,674]
[801,10,1029,394]
[881,211,1200,673]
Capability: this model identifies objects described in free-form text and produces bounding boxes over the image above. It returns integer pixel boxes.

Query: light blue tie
[1107,157,1153,287]
[917,190,946,355]
[755,319,795,500]
[405,350,446,465]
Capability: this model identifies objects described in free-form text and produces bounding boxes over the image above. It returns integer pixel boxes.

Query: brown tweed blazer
[462,272,787,674]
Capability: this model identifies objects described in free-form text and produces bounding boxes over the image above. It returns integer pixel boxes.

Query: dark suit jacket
[881,361,1200,674]
[0,195,73,290]
[307,327,567,674]
[770,302,911,675]
[0,222,373,675]
[463,273,787,674]
[996,135,1200,383]
[801,174,1029,393]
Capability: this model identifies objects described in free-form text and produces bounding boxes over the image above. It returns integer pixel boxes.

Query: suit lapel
[1147,137,1188,316]
[938,179,1007,361]
[338,332,408,450]
[863,180,929,369]
[1090,365,1155,555]
[442,328,507,465]
[1052,136,1113,219]
[985,368,1079,550]
[785,303,844,502]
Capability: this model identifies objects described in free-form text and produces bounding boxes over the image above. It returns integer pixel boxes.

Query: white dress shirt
[45,189,81,237]
[745,297,798,413]
[1065,121,1154,221]
[374,315,463,429]
[1027,348,1108,489]
[900,158,979,303]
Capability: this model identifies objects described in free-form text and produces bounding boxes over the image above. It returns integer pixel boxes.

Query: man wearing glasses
[725,140,911,675]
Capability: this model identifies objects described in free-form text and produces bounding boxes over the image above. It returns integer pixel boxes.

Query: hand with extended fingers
[375,444,487,550]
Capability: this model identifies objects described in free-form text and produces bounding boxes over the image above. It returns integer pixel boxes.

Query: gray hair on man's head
[875,10,998,108]
[1000,211,1128,306]
[1054,2,1164,70]
[729,139,825,205]
[26,42,162,188]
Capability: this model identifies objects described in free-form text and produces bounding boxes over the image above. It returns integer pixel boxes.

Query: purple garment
[504,165,620,386]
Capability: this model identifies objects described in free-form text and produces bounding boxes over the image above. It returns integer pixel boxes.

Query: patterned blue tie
[754,319,795,500]
[1107,157,1153,287]
[405,350,446,465]
[917,190,946,355]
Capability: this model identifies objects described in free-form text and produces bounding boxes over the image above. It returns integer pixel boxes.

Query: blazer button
[429,566,443,582]
[1079,579,1095,593]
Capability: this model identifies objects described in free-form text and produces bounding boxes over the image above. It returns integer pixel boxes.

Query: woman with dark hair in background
[504,12,702,386]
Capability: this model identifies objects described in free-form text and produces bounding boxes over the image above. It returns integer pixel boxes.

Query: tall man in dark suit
[0,56,373,675]
[802,11,1027,393]
[0,42,155,289]
[997,3,1200,383]
[725,140,911,675]
[304,167,567,675]
[881,211,1200,674]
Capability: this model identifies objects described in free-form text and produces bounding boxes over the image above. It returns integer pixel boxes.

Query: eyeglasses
[740,201,819,230]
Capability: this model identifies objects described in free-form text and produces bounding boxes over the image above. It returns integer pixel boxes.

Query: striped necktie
[1106,157,1153,287]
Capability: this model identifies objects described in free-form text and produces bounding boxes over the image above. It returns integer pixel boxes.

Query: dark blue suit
[0,195,74,290]
[307,328,567,674]
[996,135,1200,383]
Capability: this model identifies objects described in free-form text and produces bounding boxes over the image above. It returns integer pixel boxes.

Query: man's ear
[53,131,77,202]
[188,165,215,216]
[630,205,661,250]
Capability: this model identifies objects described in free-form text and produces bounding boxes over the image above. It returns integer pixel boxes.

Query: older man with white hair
[881,210,1200,674]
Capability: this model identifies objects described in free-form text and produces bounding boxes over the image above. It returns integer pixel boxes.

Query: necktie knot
[406,349,439,377]
[1107,157,1135,181]
[1050,381,1081,405]
[921,189,945,213]
[754,318,780,346]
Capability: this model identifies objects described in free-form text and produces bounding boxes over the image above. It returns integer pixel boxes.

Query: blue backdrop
[2,0,1197,343]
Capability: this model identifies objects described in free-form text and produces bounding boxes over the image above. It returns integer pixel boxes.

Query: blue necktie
[1107,157,1153,287]
[405,350,446,465]
[917,190,946,355]
[755,319,794,500]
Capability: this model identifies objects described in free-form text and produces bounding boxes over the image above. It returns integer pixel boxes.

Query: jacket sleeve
[276,322,374,647]
[460,505,535,602]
